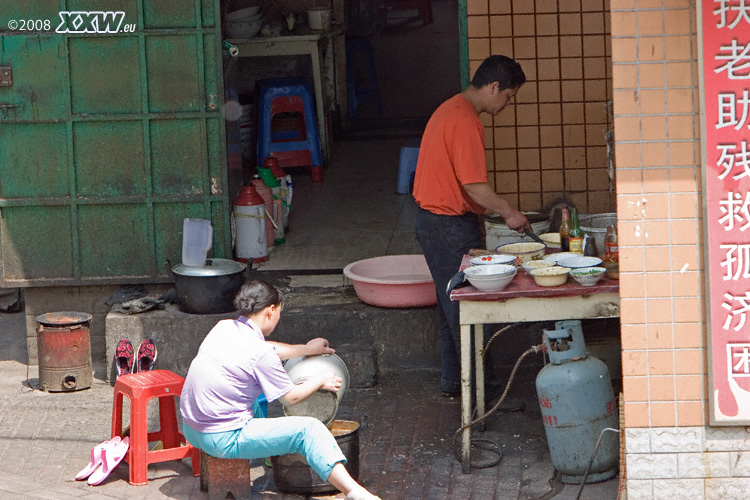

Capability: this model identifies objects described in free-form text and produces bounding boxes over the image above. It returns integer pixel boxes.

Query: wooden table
[449,255,620,473]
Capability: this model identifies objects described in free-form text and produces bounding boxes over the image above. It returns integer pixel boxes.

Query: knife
[524,227,545,245]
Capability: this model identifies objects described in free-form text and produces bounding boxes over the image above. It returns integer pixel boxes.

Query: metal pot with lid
[169,258,247,314]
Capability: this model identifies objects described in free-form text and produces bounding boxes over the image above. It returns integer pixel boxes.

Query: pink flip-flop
[87,436,129,486]
[74,436,121,481]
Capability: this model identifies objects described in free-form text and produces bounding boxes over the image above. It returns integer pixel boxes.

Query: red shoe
[114,340,134,378]
[135,339,157,373]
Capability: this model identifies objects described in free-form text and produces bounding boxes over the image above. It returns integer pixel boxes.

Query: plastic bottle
[559,208,571,252]
[604,225,618,262]
[568,208,584,254]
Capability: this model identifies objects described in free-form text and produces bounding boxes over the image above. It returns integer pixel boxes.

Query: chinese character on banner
[702,0,750,424]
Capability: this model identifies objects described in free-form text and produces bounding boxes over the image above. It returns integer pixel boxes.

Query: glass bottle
[568,208,584,254]
[559,208,571,252]
[604,225,618,262]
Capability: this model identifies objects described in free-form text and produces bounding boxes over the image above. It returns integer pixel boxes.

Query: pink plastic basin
[343,255,437,308]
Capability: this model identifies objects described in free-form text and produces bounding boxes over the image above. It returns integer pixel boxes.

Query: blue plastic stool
[256,80,323,181]
[396,138,421,194]
[346,38,381,121]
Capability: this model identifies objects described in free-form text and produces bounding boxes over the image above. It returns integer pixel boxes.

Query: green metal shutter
[0,0,229,286]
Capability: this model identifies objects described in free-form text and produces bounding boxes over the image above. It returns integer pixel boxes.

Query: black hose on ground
[451,322,546,468]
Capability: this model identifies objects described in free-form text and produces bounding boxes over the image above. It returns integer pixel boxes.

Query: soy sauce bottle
[569,208,584,254]
[559,207,571,252]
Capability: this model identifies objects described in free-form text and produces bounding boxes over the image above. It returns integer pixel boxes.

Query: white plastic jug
[182,218,213,266]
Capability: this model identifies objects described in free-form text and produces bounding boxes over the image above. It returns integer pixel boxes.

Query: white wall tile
[651,427,702,453]
[729,451,750,476]
[626,479,653,500]
[625,428,651,453]
[653,479,705,499]
[705,427,750,452]
[678,453,706,478]
[627,453,678,479]
[706,478,750,499]
[705,452,732,477]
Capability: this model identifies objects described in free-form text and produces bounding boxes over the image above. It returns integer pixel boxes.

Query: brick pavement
[0,311,618,500]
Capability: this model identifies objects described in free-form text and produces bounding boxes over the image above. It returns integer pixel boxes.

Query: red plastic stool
[111,370,200,485]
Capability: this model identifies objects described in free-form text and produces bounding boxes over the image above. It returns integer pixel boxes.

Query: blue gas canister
[535,320,619,484]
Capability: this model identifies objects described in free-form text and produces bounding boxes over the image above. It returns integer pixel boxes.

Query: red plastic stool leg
[311,166,324,182]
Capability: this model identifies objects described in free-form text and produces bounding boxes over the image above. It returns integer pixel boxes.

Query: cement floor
[0,311,620,500]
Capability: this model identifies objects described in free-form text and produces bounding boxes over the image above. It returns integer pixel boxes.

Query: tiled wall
[609,0,705,430]
[465,0,616,214]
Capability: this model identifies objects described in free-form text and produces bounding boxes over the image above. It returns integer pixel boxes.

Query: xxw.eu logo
[56,11,134,33]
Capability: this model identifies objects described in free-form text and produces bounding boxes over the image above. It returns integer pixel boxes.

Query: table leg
[310,42,329,161]
[474,323,485,431]
[460,322,472,473]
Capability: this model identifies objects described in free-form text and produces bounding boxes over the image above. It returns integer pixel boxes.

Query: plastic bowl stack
[226,6,264,38]
[469,254,517,266]
[463,263,517,292]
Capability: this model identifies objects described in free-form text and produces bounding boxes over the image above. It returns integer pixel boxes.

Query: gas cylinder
[233,184,268,264]
[267,157,293,233]
[535,320,619,484]
[257,162,285,245]
[251,175,281,252]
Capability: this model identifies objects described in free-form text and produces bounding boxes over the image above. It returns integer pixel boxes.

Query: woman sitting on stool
[180,280,380,500]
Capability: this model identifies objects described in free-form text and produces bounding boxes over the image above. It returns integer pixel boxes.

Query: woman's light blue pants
[182,415,346,481]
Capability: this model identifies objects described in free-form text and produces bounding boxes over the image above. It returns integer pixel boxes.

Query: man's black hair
[470,55,526,90]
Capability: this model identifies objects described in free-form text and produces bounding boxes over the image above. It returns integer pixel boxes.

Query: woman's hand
[306,337,335,355]
[319,371,342,393]
[280,371,342,406]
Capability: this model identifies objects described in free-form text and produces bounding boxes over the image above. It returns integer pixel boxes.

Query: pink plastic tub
[343,255,437,308]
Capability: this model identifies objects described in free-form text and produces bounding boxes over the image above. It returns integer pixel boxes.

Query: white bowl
[530,266,570,287]
[464,265,517,291]
[569,266,606,286]
[463,263,516,279]
[494,241,547,263]
[543,252,580,265]
[539,232,561,249]
[226,6,262,21]
[556,255,603,269]
[469,254,517,266]
[226,17,264,37]
[522,259,552,274]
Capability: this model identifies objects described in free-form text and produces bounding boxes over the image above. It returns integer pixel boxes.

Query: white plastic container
[182,218,213,266]
[484,212,550,249]
[580,213,616,254]
[307,7,331,30]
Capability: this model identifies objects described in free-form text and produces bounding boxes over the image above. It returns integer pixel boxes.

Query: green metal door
[0,0,229,286]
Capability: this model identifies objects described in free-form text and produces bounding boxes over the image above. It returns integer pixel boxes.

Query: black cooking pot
[169,258,247,314]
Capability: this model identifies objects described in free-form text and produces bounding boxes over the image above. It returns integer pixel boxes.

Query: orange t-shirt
[413,94,487,216]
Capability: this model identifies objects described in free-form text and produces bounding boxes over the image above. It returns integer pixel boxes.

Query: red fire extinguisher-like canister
[233,184,268,264]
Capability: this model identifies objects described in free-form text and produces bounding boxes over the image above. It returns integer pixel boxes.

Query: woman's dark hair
[470,55,526,91]
[234,280,285,316]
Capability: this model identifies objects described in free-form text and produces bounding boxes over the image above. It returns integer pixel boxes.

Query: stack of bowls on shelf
[463,263,517,292]
[226,6,264,38]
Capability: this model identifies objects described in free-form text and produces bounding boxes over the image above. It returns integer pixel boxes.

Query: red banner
[702,0,750,424]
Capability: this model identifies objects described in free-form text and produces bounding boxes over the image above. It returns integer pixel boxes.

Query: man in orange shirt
[413,55,531,401]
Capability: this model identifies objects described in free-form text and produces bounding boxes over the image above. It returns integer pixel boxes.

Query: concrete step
[104,272,441,383]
